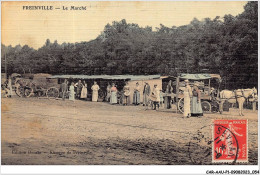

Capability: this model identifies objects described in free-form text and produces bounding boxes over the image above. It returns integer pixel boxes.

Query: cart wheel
[210,101,219,113]
[178,97,184,113]
[46,87,59,98]
[201,101,211,113]
[15,84,24,97]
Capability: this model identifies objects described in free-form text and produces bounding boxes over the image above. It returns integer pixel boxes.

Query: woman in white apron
[110,83,118,104]
[91,81,100,102]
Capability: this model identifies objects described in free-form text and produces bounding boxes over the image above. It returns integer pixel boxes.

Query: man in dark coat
[75,80,83,99]
[165,80,173,109]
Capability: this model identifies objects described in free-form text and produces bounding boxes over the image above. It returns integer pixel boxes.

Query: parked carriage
[14,74,60,98]
[175,74,222,113]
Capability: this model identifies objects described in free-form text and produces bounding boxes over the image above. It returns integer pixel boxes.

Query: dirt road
[1,97,258,165]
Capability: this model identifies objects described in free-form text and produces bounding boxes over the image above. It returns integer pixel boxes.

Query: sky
[2,1,247,49]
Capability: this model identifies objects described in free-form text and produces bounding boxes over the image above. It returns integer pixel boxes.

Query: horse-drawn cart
[15,74,60,98]
[176,74,222,113]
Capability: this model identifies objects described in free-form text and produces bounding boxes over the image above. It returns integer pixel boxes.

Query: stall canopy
[179,74,221,80]
[49,75,162,81]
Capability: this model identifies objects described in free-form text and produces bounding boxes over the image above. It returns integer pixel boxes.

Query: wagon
[15,74,60,98]
[176,74,221,113]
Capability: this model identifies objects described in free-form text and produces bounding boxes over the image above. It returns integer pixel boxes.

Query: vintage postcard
[1,1,259,174]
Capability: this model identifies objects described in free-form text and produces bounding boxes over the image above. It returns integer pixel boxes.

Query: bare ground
[1,97,258,165]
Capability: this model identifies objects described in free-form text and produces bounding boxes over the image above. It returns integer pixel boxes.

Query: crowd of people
[61,79,100,102]
[3,77,203,116]
[60,79,164,110]
[106,81,163,110]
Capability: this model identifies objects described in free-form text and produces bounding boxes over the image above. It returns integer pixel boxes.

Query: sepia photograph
[1,0,259,174]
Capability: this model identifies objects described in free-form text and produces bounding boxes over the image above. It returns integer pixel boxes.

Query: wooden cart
[175,74,221,113]
[15,74,60,98]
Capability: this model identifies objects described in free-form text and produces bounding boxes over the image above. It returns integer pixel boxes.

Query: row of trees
[1,2,257,89]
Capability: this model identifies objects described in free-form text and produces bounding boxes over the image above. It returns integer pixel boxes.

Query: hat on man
[184,79,189,83]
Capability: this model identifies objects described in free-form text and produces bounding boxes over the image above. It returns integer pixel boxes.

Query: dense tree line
[1,2,257,89]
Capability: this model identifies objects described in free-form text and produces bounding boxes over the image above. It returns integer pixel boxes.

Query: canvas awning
[179,74,221,80]
[49,75,161,81]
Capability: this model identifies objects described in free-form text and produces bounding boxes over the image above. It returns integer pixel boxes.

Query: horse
[219,87,257,116]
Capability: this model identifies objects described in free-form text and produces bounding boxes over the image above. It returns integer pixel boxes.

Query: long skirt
[69,91,75,101]
[143,93,149,106]
[81,87,88,99]
[110,91,117,104]
[133,91,140,104]
[92,91,98,102]
[183,92,191,117]
[191,96,203,116]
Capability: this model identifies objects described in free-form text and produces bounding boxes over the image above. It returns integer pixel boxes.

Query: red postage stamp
[212,120,248,163]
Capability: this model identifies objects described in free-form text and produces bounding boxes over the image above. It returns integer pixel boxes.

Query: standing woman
[110,83,118,104]
[143,82,150,106]
[69,82,75,101]
[91,81,100,102]
[191,83,203,117]
[123,82,130,105]
[133,82,141,105]
[183,79,192,118]
[81,80,88,100]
